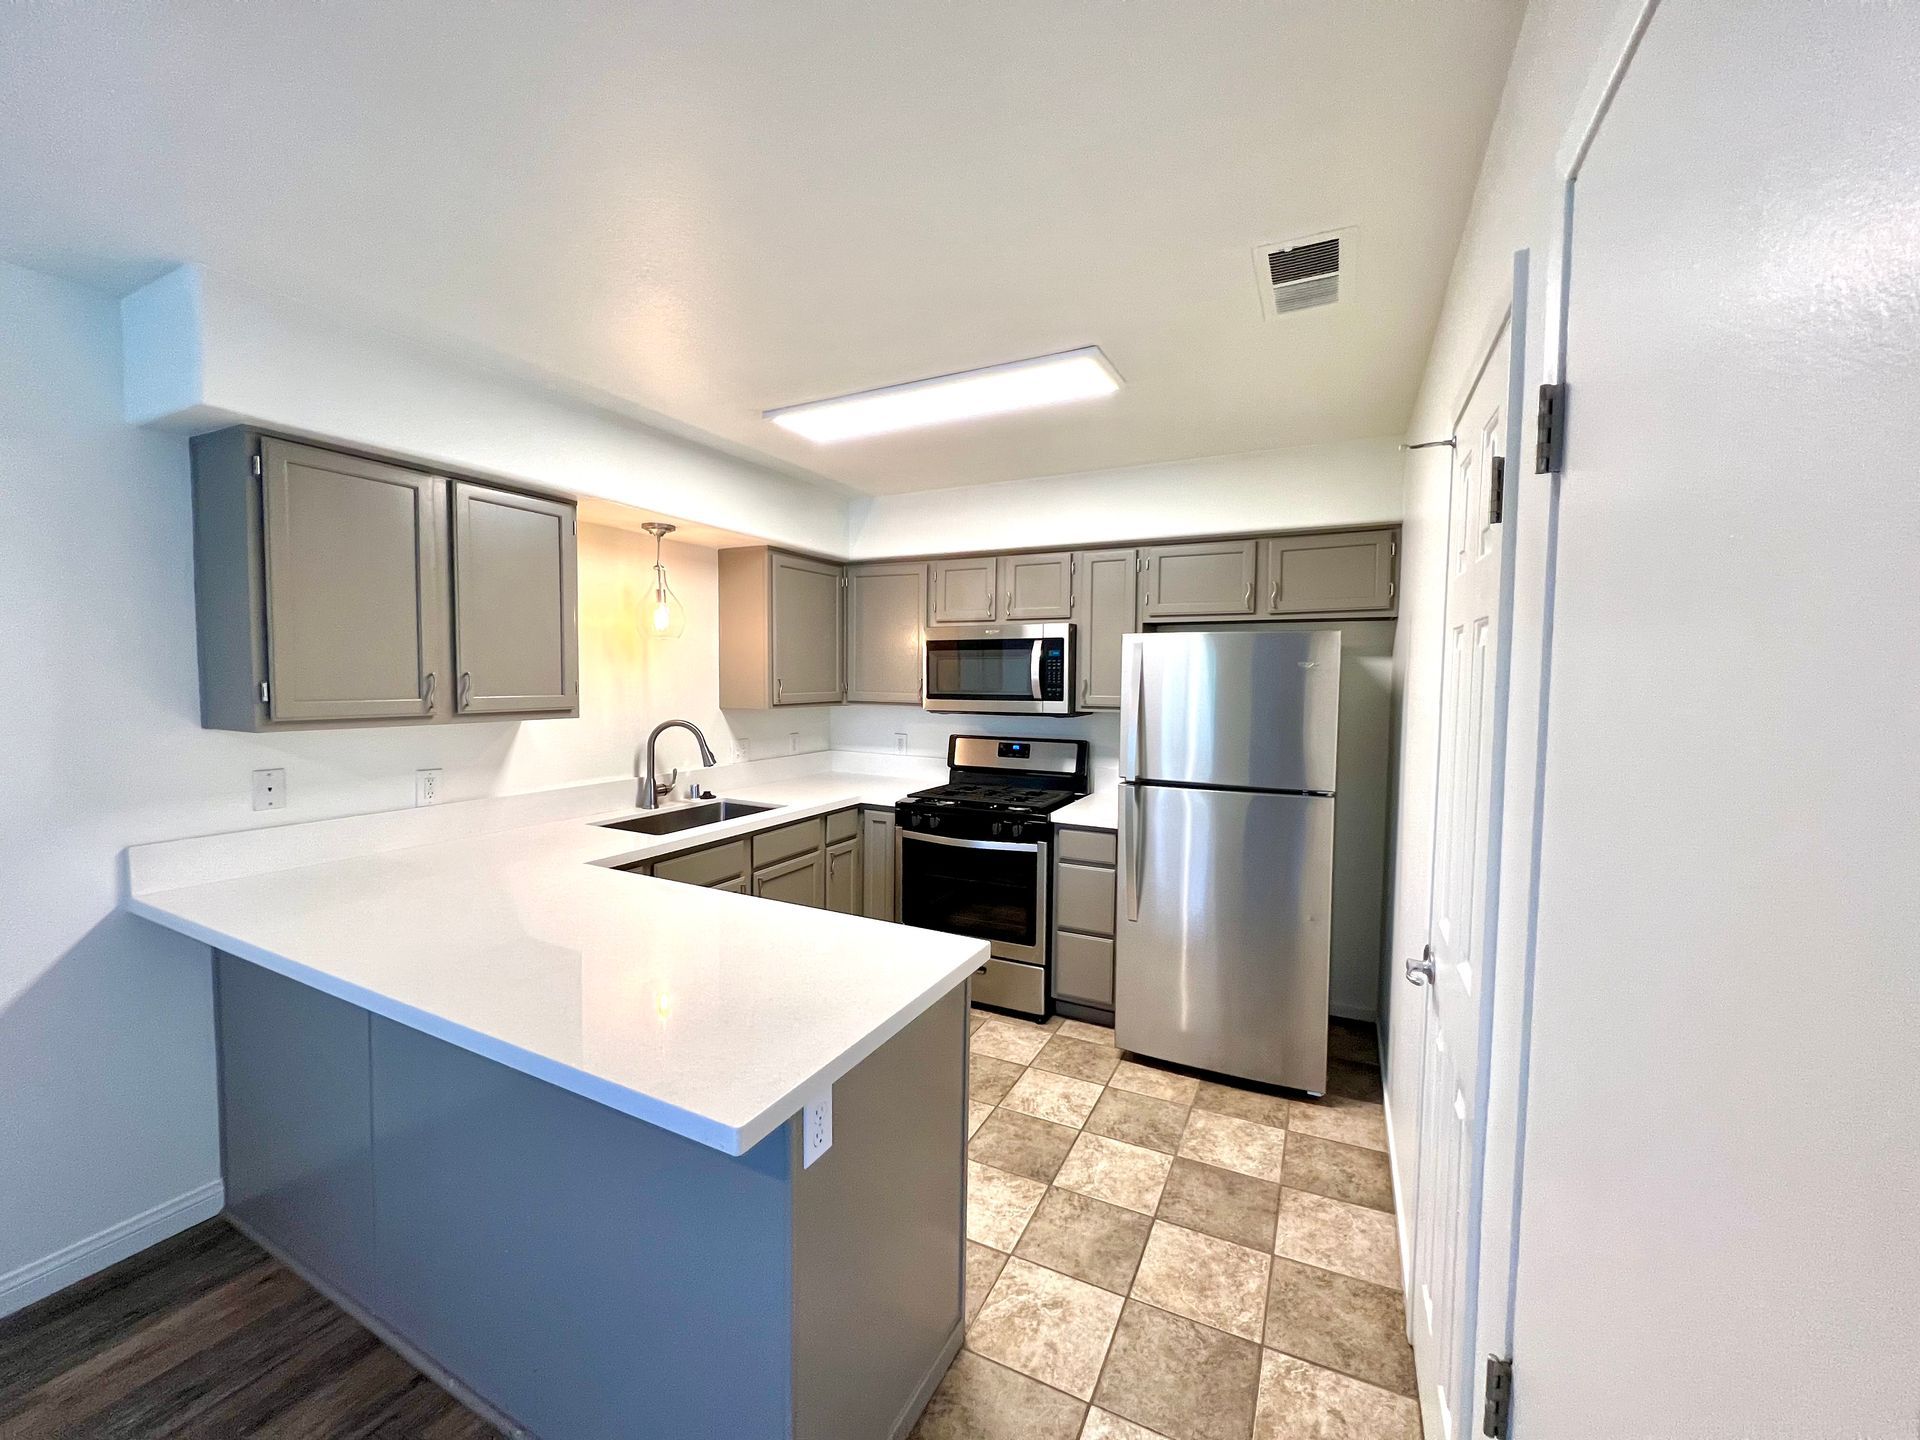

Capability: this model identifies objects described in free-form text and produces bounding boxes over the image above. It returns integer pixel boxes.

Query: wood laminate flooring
[0,1222,496,1439]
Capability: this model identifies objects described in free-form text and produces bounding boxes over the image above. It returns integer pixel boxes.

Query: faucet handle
[658,766,679,795]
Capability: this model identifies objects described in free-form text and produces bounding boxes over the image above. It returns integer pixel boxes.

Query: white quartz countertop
[1053,783,1119,832]
[126,766,985,1156]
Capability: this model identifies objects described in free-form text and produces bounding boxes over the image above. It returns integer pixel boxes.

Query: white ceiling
[0,2,1522,496]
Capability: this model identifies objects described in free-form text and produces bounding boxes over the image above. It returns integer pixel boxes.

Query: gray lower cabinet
[1072,547,1137,710]
[189,428,578,731]
[862,809,896,920]
[1261,529,1397,615]
[215,954,966,1440]
[1138,538,1260,621]
[719,547,846,708]
[844,562,927,704]
[1053,828,1119,1011]
[450,481,578,715]
[928,556,998,623]
[755,849,826,908]
[826,837,861,914]
[999,551,1075,621]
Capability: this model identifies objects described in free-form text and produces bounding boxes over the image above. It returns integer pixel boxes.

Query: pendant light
[640,522,687,639]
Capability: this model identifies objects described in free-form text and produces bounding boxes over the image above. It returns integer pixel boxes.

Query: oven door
[896,829,1048,966]
[923,624,1073,715]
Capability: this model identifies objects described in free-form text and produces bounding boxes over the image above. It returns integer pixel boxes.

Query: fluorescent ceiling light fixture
[765,346,1122,443]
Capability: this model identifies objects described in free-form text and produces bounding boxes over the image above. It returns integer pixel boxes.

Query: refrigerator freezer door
[1121,630,1340,793]
[1115,783,1333,1091]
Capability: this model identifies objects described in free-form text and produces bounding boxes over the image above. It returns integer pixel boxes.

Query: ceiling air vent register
[1258,234,1343,317]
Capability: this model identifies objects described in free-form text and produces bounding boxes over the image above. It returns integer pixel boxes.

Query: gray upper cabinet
[1072,548,1136,710]
[450,481,579,715]
[719,547,845,708]
[844,562,927,704]
[928,556,998,624]
[259,439,445,724]
[1138,538,1259,621]
[999,551,1075,621]
[1260,529,1397,615]
[189,429,578,732]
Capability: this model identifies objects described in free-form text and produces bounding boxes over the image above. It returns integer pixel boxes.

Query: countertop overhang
[126,768,990,1156]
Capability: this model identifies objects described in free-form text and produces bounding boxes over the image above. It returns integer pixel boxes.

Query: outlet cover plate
[251,768,287,812]
[802,1089,832,1168]
[415,768,443,806]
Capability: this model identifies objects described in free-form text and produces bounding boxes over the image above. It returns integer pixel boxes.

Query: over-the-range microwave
[922,623,1075,715]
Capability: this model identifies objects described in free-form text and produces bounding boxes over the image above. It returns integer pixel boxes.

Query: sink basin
[598,800,779,837]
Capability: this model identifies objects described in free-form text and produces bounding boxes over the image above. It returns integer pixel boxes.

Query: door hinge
[1483,1355,1514,1438]
[258,680,270,705]
[252,452,263,478]
[1534,383,1565,474]
[1488,454,1506,525]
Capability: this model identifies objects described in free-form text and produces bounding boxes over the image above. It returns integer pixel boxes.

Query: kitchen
[6,6,1914,1440]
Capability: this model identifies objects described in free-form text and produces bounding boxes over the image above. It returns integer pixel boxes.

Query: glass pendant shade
[640,523,687,639]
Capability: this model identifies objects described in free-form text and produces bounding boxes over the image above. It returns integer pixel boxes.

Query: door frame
[1404,255,1528,1439]
[1460,0,1664,1425]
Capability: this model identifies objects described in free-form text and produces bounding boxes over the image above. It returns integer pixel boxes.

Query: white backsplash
[829,704,1121,763]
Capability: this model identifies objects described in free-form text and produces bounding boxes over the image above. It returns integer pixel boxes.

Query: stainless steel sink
[597,800,779,837]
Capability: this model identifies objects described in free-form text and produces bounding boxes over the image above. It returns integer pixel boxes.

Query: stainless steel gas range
[895,736,1091,1018]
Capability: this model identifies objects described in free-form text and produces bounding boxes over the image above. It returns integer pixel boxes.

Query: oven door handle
[898,829,1043,855]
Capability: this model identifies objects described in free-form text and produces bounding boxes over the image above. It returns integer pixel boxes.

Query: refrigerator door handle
[1125,784,1144,922]
[1128,649,1147,776]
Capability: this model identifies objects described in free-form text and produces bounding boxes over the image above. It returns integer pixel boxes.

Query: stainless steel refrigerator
[1116,629,1340,1093]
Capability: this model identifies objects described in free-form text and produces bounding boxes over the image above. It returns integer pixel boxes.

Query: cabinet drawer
[753,817,825,868]
[825,808,859,844]
[1052,931,1114,1008]
[1057,829,1117,866]
[1056,861,1117,937]
[651,840,749,888]
[970,958,1046,1014]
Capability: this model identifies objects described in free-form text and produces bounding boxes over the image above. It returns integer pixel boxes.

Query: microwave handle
[1030,642,1043,700]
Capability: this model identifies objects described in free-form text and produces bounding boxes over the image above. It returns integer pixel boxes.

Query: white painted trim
[0,1180,225,1319]
[1382,1033,1416,1301]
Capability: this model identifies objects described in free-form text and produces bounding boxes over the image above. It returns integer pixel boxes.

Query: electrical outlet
[894,731,909,754]
[415,768,443,806]
[788,732,800,754]
[251,768,287,812]
[802,1089,833,1168]
[732,741,750,762]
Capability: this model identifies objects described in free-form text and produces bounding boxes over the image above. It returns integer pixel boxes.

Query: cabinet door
[450,482,578,715]
[999,551,1075,621]
[1138,539,1259,620]
[826,837,862,914]
[1072,548,1136,710]
[259,438,444,723]
[1260,529,1397,614]
[928,556,997,623]
[754,849,825,908]
[770,552,845,704]
[715,877,748,894]
[862,810,896,920]
[845,562,926,704]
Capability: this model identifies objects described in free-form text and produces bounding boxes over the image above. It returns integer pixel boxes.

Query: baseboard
[0,1179,225,1319]
[1382,1085,1415,1300]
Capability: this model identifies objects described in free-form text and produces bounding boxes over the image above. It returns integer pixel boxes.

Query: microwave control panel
[1040,639,1067,700]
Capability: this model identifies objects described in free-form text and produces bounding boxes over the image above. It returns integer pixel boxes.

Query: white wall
[845,438,1403,559]
[0,258,824,1313]
[123,265,852,556]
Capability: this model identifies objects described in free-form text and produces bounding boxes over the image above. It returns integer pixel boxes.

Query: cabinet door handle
[1244,580,1253,609]
[422,672,437,713]
[458,671,472,710]
[1269,579,1279,609]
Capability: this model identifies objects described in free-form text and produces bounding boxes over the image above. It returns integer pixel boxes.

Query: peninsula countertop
[125,768,985,1156]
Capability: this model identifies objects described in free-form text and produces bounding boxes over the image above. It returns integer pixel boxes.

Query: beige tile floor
[913,1010,1421,1440]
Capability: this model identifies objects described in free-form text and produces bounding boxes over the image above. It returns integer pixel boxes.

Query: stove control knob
[929,816,941,830]
[1009,822,1024,839]
[992,821,1003,836]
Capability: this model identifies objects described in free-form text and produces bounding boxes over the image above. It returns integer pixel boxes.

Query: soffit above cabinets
[1,1,1522,495]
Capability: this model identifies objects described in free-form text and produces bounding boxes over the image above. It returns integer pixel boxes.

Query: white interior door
[1410,315,1517,1440]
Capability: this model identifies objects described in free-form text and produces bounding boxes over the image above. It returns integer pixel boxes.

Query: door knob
[1406,945,1436,986]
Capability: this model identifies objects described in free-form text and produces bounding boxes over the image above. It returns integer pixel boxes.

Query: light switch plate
[251,768,286,812]
[802,1089,832,1168]
[415,768,443,806]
